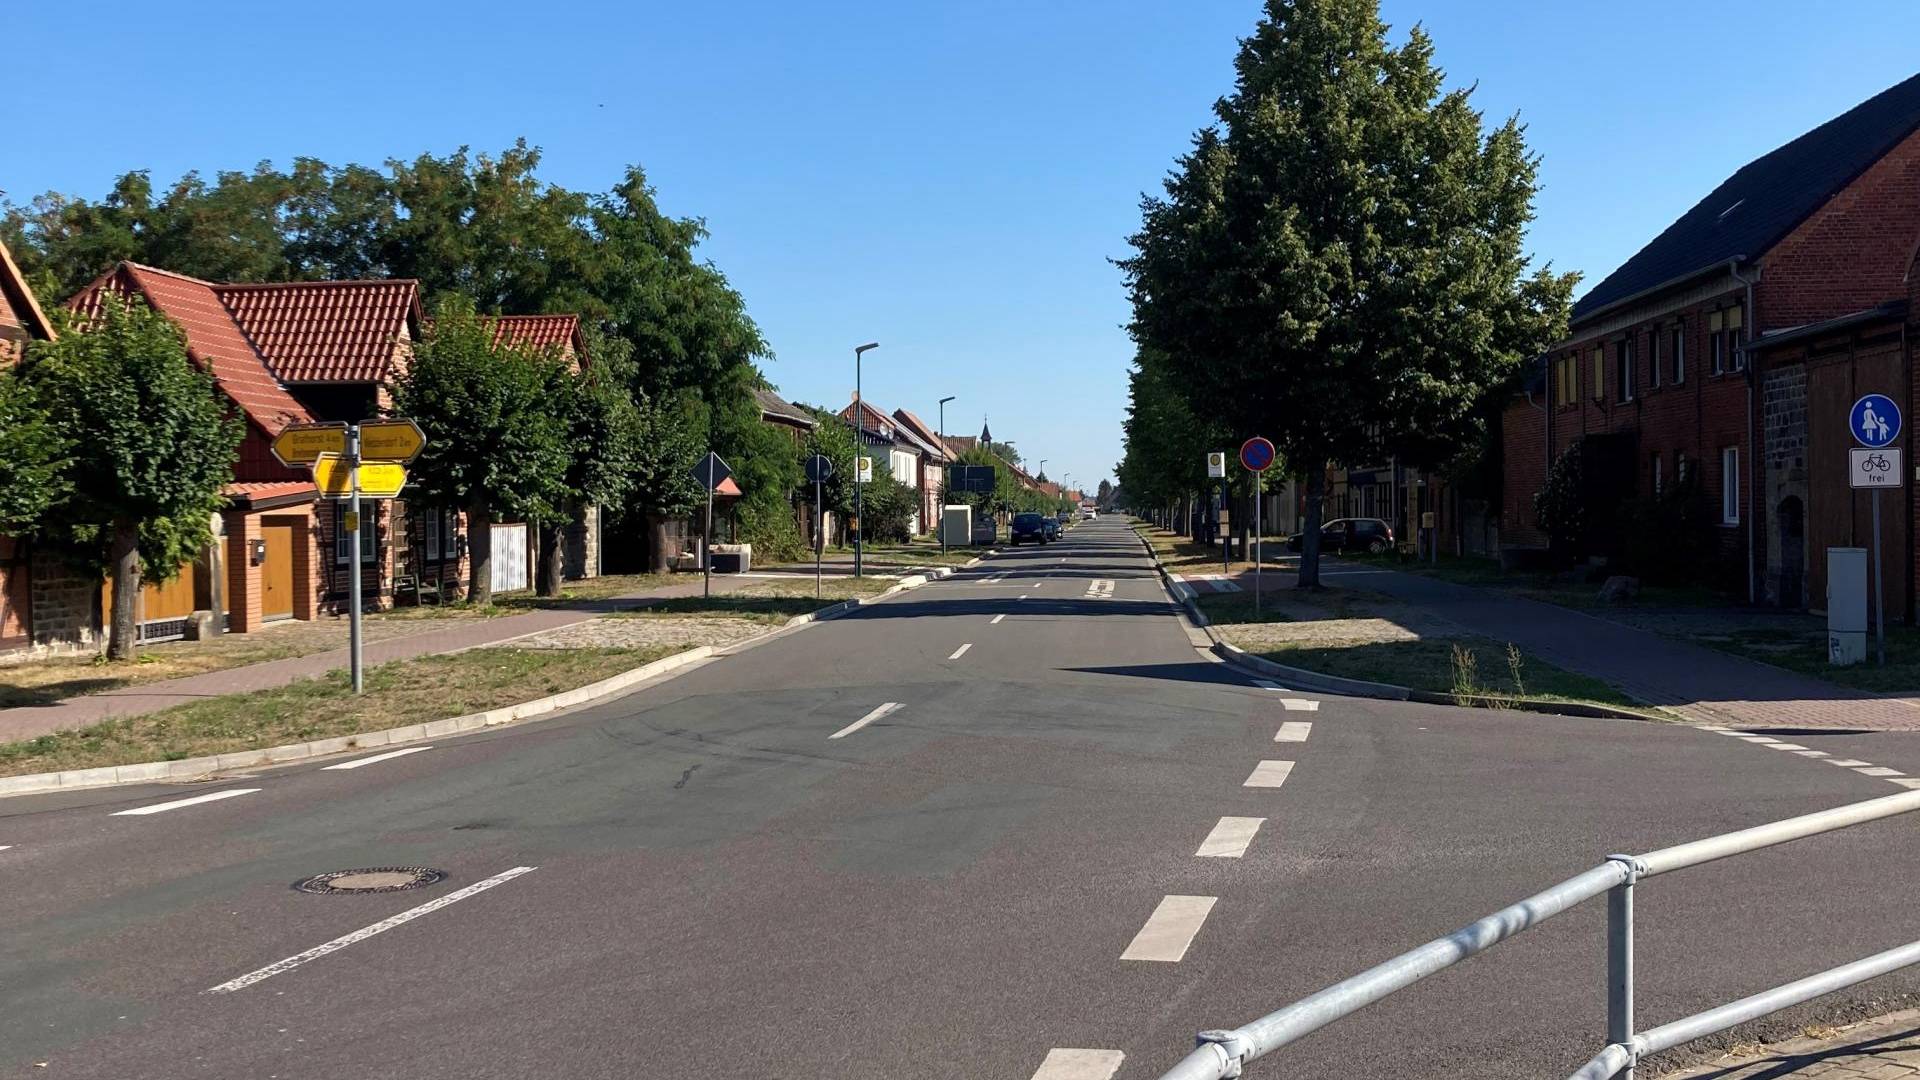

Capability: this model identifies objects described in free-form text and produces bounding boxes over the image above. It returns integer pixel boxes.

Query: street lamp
[938,395,956,555]
[854,342,879,578]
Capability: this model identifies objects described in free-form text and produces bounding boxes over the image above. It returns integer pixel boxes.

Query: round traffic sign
[1239,436,1276,473]
[1851,394,1902,448]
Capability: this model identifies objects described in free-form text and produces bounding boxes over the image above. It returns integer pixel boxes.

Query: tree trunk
[536,514,566,597]
[467,497,493,607]
[106,521,140,661]
[645,513,672,574]
[1298,467,1326,590]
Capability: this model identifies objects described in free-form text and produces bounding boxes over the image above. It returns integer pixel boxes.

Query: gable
[218,279,420,383]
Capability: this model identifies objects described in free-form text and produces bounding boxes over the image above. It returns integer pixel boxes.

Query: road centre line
[205,865,537,994]
[1244,760,1295,788]
[1795,750,1830,757]
[990,614,1006,624]
[1195,816,1265,858]
[1763,742,1809,751]
[1274,721,1313,742]
[829,702,903,739]
[1121,895,1218,962]
[112,788,261,816]
[323,746,434,771]
[1857,766,1906,777]
[948,643,973,660]
[1827,759,1873,768]
[1281,699,1319,712]
[1029,1050,1124,1080]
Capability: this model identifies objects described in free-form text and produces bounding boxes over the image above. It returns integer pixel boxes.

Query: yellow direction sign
[312,453,408,499]
[360,418,427,463]
[270,422,349,467]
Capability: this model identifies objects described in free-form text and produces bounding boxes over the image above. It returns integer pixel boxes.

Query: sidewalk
[0,574,758,744]
[1662,1009,1920,1078]
[1233,560,1920,730]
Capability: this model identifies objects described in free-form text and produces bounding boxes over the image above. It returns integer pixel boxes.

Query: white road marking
[1763,742,1809,751]
[1028,1049,1125,1080]
[990,614,1007,625]
[205,865,537,994]
[1274,721,1313,742]
[1891,778,1920,789]
[830,702,903,739]
[1252,679,1282,690]
[1700,725,1731,732]
[1827,758,1874,768]
[1280,699,1319,712]
[112,788,261,817]
[323,746,434,771]
[1856,766,1906,777]
[1019,594,1029,600]
[1737,736,1781,744]
[0,845,11,852]
[1195,816,1265,858]
[1120,895,1218,962]
[948,643,973,660]
[1795,750,1831,757]
[1244,760,1295,788]
[1085,579,1115,599]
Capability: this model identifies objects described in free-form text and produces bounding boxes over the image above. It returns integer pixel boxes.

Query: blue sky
[10,1,1920,492]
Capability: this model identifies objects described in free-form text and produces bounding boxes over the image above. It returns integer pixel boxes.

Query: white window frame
[1616,339,1635,403]
[1721,447,1740,524]
[424,510,441,561]
[1671,326,1686,384]
[334,506,377,564]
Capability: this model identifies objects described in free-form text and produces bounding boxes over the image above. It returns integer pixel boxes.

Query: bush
[1533,442,1584,557]
[1619,477,1716,586]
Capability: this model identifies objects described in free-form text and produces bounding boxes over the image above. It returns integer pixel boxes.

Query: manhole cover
[293,867,447,895]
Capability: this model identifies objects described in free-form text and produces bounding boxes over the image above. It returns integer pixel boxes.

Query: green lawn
[1245,636,1642,708]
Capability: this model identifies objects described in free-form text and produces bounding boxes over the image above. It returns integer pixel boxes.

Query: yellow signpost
[312,453,407,499]
[269,422,349,467]
[358,418,427,464]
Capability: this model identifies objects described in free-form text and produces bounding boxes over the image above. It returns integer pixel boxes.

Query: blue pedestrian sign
[1851,394,1901,448]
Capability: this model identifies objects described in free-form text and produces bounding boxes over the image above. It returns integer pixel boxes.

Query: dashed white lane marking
[990,614,1007,625]
[323,746,434,771]
[948,643,973,660]
[1252,679,1282,690]
[112,788,261,816]
[1738,736,1781,744]
[1019,594,1030,601]
[1195,816,1265,857]
[1028,1049,1125,1080]
[1892,778,1920,789]
[206,865,537,994]
[1763,742,1809,751]
[1281,699,1319,712]
[1274,721,1313,742]
[829,702,903,739]
[1120,895,1218,961]
[1244,760,1295,788]
[1795,750,1830,757]
[0,845,11,852]
[1827,758,1874,768]
[1856,766,1906,777]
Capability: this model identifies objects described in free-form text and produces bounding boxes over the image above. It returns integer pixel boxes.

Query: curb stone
[0,561,971,800]
[1131,523,1658,722]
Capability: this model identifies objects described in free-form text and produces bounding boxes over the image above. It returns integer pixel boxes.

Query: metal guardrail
[1159,789,1920,1080]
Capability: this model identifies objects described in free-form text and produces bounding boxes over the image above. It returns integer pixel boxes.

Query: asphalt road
[5,517,1920,1079]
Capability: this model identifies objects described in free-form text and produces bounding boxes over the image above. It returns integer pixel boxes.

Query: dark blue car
[1009,512,1050,546]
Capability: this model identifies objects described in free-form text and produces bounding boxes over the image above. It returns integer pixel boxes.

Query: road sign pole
[1223,481,1230,577]
[815,475,824,600]
[347,423,363,694]
[1874,488,1886,666]
[704,483,714,601]
[1254,470,1263,617]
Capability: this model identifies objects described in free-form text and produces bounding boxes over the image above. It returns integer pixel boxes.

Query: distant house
[1502,70,1920,613]
[890,408,953,533]
[839,397,935,533]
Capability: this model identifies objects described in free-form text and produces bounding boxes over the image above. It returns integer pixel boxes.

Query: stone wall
[29,551,100,653]
[1762,363,1810,608]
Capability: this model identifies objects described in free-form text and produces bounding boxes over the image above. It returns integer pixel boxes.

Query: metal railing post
[1606,855,1643,1080]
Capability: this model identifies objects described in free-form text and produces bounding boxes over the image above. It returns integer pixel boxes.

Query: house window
[1725,305,1745,372]
[1652,453,1663,496]
[424,511,441,562]
[1591,348,1605,402]
[1709,306,1744,375]
[1721,447,1739,524]
[1677,451,1689,484]
[334,506,377,564]
[1670,326,1686,384]
[1709,311,1725,374]
[1615,339,1635,403]
[1647,331,1661,390]
[441,510,460,559]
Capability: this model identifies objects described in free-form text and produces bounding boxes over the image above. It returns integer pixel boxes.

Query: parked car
[1286,517,1393,554]
[1042,517,1063,541]
[1010,512,1050,545]
[1084,509,1097,519]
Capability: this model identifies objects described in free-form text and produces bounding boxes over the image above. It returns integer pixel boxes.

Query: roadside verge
[0,562,974,798]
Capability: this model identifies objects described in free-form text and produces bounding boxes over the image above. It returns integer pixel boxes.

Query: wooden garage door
[262,524,294,619]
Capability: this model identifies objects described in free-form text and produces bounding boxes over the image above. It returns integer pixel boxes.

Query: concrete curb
[1132,523,1657,722]
[0,561,975,800]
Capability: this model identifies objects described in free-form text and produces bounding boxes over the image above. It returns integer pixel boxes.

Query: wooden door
[262,524,294,619]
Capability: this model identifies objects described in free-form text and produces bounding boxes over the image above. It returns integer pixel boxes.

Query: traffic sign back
[270,422,348,467]
[692,452,732,491]
[1851,394,1902,448]
[360,418,427,463]
[1239,437,1277,473]
[805,454,834,484]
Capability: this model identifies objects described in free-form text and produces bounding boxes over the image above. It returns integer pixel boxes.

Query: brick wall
[225,511,263,633]
[1501,395,1548,549]
[1760,126,1920,330]
[28,549,101,651]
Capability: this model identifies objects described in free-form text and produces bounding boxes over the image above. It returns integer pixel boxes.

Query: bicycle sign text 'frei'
[1851,447,1903,489]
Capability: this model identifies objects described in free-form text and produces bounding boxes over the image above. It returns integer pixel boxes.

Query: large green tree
[14,297,242,659]
[534,330,646,596]
[0,366,69,535]
[1120,0,1574,586]
[391,298,572,606]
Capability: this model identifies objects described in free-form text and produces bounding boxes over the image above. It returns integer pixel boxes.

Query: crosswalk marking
[1029,1049,1125,1080]
[1120,895,1217,962]
[1280,699,1318,712]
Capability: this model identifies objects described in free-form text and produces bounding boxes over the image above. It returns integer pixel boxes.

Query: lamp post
[854,342,879,578]
[938,395,955,556]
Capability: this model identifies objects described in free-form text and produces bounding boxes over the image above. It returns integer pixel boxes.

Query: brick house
[1503,71,1920,615]
[889,408,953,534]
[0,238,69,653]
[839,398,940,534]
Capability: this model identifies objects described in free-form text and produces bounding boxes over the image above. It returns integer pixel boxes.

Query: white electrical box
[941,505,973,547]
[1828,547,1867,666]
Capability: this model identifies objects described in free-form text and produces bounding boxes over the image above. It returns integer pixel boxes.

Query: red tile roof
[70,265,315,436]
[217,279,420,383]
[484,314,582,356]
[222,480,318,506]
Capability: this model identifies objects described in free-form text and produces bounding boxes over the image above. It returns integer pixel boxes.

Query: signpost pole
[815,475,824,600]
[347,423,363,695]
[704,482,714,601]
[1874,488,1886,666]
[1223,480,1230,578]
[1254,470,1263,617]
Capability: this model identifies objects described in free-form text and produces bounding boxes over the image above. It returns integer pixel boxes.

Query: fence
[1158,789,1920,1080]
